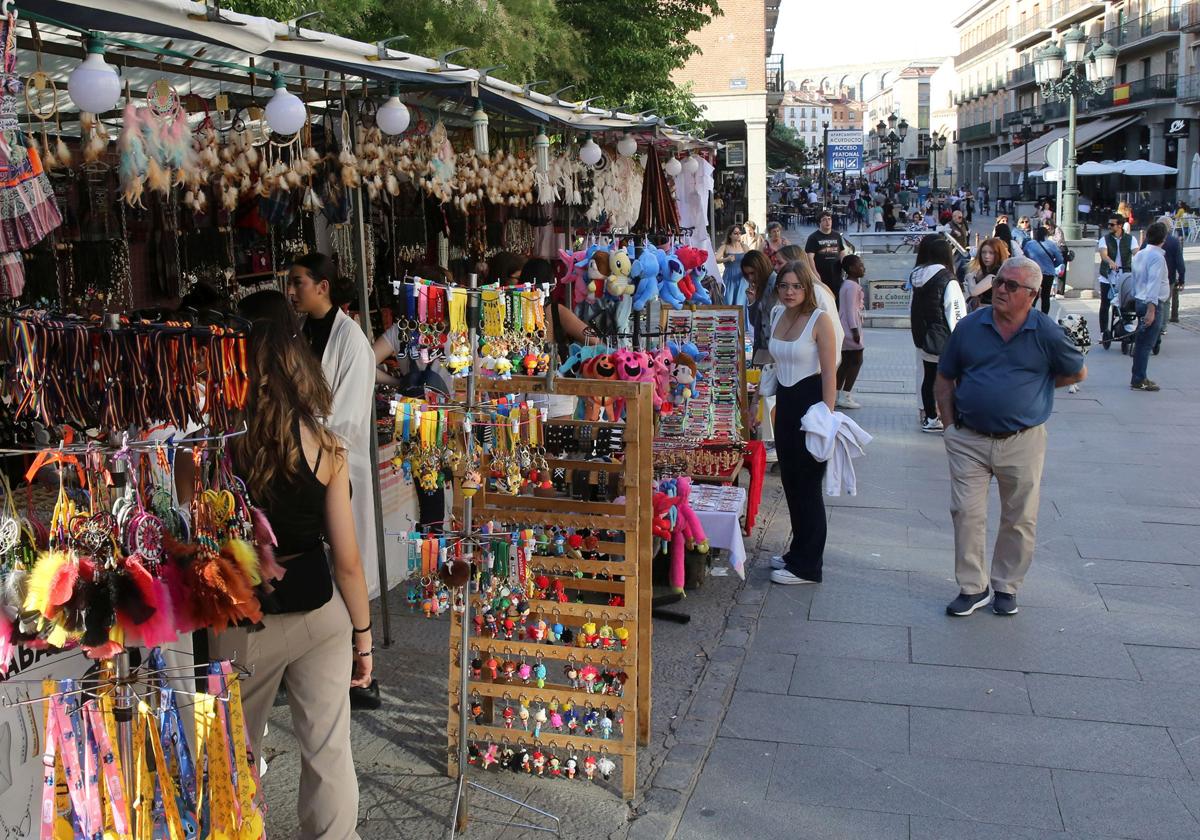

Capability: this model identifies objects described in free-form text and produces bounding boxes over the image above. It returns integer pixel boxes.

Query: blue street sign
[825,129,863,173]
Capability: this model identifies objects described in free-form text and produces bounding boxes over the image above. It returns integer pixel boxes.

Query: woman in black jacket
[908,236,967,433]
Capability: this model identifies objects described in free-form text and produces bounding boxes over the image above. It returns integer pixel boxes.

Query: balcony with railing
[1179,72,1200,102]
[959,120,997,143]
[1185,1,1200,32]
[1103,8,1181,52]
[1007,73,1176,124]
[1008,63,1037,88]
[957,28,1008,67]
[766,54,785,95]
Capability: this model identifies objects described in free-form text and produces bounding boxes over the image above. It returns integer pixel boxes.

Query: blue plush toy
[631,245,661,311]
[657,251,687,309]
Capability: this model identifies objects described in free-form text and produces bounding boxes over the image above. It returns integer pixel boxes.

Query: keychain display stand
[448,376,654,805]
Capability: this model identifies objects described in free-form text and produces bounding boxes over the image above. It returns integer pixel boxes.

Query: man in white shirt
[1130,222,1171,391]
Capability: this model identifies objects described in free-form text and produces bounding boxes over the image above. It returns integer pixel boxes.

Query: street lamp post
[1013,114,1035,201]
[930,130,947,193]
[1034,24,1117,240]
[821,120,830,206]
[875,114,908,190]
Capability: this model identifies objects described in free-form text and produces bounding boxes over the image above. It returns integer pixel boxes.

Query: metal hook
[573,97,601,114]
[433,48,469,72]
[520,81,548,98]
[189,0,247,26]
[475,65,505,83]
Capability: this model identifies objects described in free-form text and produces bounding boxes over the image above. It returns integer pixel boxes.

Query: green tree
[767,122,805,171]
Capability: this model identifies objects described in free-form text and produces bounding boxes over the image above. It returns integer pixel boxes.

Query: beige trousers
[210,591,360,840]
[944,423,1047,596]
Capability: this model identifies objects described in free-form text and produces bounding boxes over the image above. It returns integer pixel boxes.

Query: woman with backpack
[1022,224,1066,314]
[909,236,966,433]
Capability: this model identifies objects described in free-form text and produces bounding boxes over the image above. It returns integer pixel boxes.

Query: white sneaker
[769,555,786,570]
[921,417,944,433]
[836,392,862,409]
[764,443,778,463]
[770,568,818,585]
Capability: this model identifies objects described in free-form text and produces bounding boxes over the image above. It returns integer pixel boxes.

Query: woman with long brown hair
[211,311,372,839]
[964,237,1009,309]
[767,260,839,585]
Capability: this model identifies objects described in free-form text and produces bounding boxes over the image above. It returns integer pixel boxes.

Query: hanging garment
[318,308,383,597]
[801,401,873,497]
[0,14,62,257]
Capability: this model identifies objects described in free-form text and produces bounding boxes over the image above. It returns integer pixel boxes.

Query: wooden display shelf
[448,376,653,802]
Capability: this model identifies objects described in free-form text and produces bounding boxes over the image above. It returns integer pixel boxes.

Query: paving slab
[1026,673,1200,728]
[789,655,1032,714]
[675,798,909,840]
[910,707,1189,778]
[1052,769,1200,840]
[910,815,1119,839]
[721,690,910,752]
[765,743,1061,829]
[1127,644,1200,684]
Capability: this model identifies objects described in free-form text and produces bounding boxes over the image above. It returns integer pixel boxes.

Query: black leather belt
[955,421,1029,440]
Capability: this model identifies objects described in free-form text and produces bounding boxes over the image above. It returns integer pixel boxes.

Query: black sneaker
[946,589,993,616]
[992,592,1018,615]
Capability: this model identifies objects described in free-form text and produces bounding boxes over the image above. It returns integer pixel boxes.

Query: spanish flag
[1112,84,1131,105]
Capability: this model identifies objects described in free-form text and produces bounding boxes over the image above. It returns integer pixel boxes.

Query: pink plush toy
[557,248,588,306]
[668,477,709,592]
[648,346,674,412]
[614,348,661,411]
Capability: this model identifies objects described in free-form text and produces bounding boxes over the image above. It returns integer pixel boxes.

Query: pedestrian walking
[717,224,749,306]
[805,211,848,300]
[836,254,866,409]
[871,201,884,232]
[1159,215,1185,324]
[909,236,967,433]
[764,221,791,268]
[1130,221,1171,392]
[1012,216,1032,249]
[1022,225,1066,314]
[766,259,839,586]
[1117,201,1134,235]
[964,237,1009,311]
[1097,213,1138,347]
[935,256,1086,616]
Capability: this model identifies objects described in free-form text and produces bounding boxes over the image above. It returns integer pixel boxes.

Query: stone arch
[856,71,874,101]
[819,75,832,93]
[879,69,897,90]
[838,73,855,97]
[799,77,815,91]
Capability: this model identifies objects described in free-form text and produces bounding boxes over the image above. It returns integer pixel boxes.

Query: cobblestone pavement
[259,248,1200,839]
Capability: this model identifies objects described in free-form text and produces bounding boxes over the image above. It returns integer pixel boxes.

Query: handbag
[758,363,779,397]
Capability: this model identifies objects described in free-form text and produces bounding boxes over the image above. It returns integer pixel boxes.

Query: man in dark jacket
[1163,216,1186,324]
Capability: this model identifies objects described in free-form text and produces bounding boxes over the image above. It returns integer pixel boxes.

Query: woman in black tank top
[210,314,373,839]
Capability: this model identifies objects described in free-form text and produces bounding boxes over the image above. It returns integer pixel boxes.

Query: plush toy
[606,247,635,298]
[657,250,687,309]
[557,342,606,376]
[676,246,712,304]
[558,247,589,306]
[613,348,661,411]
[630,246,662,311]
[648,346,675,411]
[670,351,698,403]
[579,353,620,421]
[651,490,677,541]
[667,477,708,592]
[584,248,610,304]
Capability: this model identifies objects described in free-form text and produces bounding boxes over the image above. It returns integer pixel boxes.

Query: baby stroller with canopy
[1105,271,1140,355]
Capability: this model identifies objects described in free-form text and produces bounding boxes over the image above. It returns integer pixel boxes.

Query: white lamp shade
[1042,43,1065,82]
[377,95,411,135]
[534,131,550,174]
[265,81,307,136]
[1063,26,1088,65]
[617,134,638,157]
[682,154,699,174]
[68,51,121,115]
[579,138,602,166]
[1093,42,1118,80]
[663,156,682,176]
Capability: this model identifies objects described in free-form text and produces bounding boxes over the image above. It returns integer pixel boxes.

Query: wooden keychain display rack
[449,375,654,802]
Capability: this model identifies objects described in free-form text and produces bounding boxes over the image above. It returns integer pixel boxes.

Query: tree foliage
[767,123,806,171]
[224,0,720,131]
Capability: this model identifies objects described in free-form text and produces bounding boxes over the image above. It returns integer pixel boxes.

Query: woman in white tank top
[768,258,839,586]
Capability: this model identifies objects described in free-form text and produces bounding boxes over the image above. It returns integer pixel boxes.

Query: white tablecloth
[689,484,748,579]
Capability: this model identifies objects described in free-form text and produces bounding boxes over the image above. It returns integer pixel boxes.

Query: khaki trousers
[944,423,1047,596]
[210,590,360,840]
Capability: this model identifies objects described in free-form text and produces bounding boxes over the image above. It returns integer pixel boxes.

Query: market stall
[0,0,728,833]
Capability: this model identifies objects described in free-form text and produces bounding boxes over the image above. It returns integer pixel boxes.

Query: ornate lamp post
[875,114,908,187]
[1035,24,1117,239]
[1012,114,1037,202]
[930,130,947,192]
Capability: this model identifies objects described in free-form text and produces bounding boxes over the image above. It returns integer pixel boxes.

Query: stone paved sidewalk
[675,289,1200,840]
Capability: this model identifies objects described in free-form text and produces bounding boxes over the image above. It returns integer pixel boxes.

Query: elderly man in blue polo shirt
[934,256,1087,617]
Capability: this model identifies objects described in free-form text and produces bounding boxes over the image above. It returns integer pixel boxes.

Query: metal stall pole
[350,182,393,647]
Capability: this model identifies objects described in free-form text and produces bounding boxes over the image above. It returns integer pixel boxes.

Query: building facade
[673,1,782,226]
[954,0,1200,206]
[780,86,833,149]
[863,62,942,182]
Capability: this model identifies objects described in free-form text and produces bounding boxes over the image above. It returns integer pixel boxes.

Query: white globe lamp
[663,155,682,177]
[68,37,121,115]
[682,154,699,174]
[617,133,638,157]
[264,73,307,136]
[579,137,602,166]
[377,84,411,135]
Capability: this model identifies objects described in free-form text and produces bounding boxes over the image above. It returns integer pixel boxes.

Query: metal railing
[1178,72,1200,101]
[957,28,1008,66]
[766,54,785,94]
[1008,63,1037,87]
[959,120,995,142]
[1102,8,1180,49]
[1184,1,1200,31]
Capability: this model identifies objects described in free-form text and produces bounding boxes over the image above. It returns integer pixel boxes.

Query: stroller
[1105,272,1140,355]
